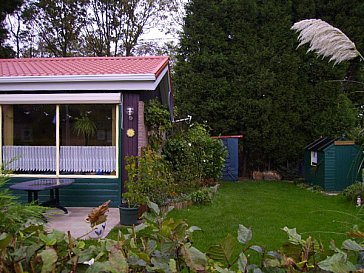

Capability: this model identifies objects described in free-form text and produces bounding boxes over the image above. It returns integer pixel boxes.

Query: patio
[46,207,120,239]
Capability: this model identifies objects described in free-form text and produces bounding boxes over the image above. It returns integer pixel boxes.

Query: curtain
[60,146,116,173]
[2,145,116,173]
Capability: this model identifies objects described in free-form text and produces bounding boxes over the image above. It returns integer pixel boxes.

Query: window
[1,104,118,177]
[311,151,318,165]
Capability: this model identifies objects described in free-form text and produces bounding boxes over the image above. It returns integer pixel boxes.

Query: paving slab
[46,207,120,239]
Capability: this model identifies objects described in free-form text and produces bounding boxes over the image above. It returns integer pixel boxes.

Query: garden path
[46,207,120,239]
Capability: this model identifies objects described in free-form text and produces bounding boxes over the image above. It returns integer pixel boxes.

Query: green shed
[304,137,363,191]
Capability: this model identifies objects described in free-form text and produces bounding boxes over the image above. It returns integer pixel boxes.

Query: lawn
[168,180,362,253]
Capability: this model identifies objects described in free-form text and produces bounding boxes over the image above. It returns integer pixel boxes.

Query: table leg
[55,189,59,204]
[27,191,32,203]
[33,191,38,204]
[55,189,68,214]
[50,189,54,200]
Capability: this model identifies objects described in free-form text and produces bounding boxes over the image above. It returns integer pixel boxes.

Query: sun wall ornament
[291,19,364,65]
[127,128,135,138]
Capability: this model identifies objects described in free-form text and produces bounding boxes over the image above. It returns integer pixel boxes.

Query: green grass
[168,180,363,253]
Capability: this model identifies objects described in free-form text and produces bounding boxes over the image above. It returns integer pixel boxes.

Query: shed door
[335,146,360,191]
[221,138,239,181]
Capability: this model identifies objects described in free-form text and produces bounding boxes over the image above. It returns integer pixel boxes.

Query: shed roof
[0,56,169,77]
[305,137,335,151]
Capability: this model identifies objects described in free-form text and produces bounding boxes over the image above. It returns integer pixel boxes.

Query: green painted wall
[6,177,121,207]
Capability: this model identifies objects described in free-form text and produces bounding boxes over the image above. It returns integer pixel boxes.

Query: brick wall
[138,101,148,155]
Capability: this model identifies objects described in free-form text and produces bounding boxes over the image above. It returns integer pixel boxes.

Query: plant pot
[119,204,139,226]
[88,222,107,239]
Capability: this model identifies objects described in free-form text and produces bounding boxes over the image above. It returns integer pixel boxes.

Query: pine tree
[175,0,359,176]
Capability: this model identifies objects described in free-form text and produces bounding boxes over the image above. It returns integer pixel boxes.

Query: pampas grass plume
[291,19,363,64]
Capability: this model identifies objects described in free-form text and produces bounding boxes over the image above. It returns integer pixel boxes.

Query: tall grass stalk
[291,19,364,64]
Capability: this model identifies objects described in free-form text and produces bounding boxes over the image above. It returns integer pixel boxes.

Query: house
[0,56,173,207]
[304,137,363,191]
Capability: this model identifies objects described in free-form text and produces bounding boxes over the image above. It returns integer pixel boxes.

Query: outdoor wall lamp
[126,107,134,120]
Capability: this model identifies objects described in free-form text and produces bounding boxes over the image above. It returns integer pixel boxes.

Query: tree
[82,0,121,57]
[5,0,184,57]
[0,0,23,58]
[83,0,183,56]
[23,0,87,57]
[175,0,359,176]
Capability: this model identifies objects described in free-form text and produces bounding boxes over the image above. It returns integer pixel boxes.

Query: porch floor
[46,207,120,239]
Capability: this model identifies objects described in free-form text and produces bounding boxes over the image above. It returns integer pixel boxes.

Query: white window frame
[0,96,120,179]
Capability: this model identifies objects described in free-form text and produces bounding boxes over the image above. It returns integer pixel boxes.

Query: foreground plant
[2,194,364,272]
[291,19,364,64]
[0,173,46,235]
[206,225,364,273]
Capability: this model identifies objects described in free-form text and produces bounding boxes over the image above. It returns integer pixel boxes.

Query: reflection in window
[60,105,116,175]
[2,105,56,174]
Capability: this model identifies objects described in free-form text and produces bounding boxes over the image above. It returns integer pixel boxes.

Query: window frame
[0,103,120,179]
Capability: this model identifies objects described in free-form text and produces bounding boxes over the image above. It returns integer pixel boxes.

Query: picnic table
[10,178,74,214]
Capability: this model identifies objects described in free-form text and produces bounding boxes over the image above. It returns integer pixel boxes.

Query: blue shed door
[221,138,239,181]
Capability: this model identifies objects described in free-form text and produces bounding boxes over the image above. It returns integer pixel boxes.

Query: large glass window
[1,104,117,177]
[60,105,116,175]
[2,105,56,174]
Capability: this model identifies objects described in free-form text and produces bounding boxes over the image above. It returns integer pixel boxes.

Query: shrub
[124,147,175,206]
[342,182,364,202]
[163,124,227,193]
[190,187,214,204]
[144,99,172,151]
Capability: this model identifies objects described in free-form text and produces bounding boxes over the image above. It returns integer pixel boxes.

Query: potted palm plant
[73,113,97,145]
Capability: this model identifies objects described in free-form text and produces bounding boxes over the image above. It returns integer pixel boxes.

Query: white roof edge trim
[154,66,169,88]
[0,93,122,104]
[0,73,156,83]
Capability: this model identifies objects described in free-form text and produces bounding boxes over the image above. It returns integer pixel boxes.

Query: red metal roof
[0,56,169,77]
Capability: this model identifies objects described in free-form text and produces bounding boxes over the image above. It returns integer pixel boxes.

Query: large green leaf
[147,201,160,215]
[342,239,364,252]
[181,243,208,272]
[150,256,170,272]
[214,265,235,273]
[282,227,303,245]
[109,246,128,273]
[0,233,12,250]
[76,246,98,263]
[26,243,44,262]
[187,226,202,235]
[207,234,236,265]
[128,253,147,267]
[249,245,263,253]
[86,261,112,273]
[318,253,356,273]
[237,224,252,244]
[238,252,248,272]
[169,259,177,273]
[39,233,56,246]
[161,241,176,256]
[39,247,58,273]
[134,222,148,233]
